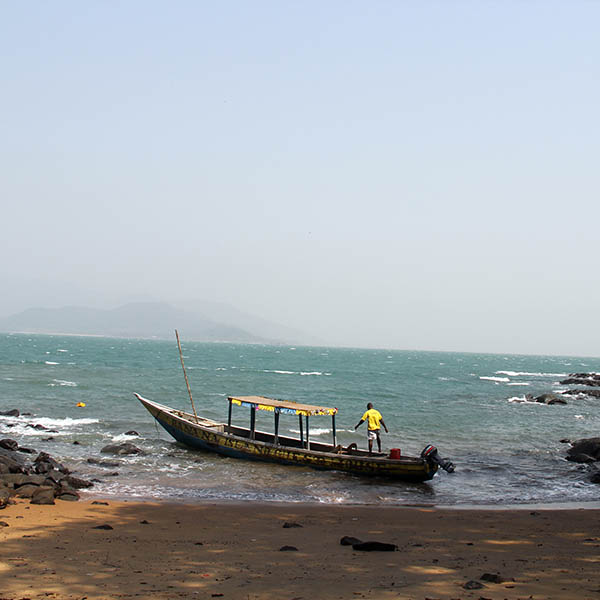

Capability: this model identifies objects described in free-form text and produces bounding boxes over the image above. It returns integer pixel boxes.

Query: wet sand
[1,498,599,599]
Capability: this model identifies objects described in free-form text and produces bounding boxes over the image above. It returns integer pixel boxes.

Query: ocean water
[1,333,599,507]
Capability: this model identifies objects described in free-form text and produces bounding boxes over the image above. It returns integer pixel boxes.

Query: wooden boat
[135,392,439,482]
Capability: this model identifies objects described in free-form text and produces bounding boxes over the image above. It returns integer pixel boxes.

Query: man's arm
[380,419,389,433]
[354,419,365,430]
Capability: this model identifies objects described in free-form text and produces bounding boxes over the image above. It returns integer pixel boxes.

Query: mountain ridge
[0,302,275,344]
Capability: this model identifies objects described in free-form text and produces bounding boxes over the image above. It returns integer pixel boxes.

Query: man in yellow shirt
[354,402,389,454]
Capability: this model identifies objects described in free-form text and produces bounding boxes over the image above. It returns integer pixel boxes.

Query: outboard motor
[421,444,455,473]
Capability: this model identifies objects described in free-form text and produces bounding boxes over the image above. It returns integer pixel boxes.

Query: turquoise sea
[1,333,599,506]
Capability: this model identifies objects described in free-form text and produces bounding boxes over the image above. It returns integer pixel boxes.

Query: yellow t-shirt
[361,408,383,431]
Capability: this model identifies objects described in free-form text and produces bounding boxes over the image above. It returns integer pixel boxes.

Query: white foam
[48,379,78,387]
[496,371,568,377]
[25,416,99,428]
[508,396,539,404]
[111,433,140,442]
[289,428,331,436]
[264,369,295,375]
[57,349,69,352]
[507,382,530,386]
[300,371,331,376]
[480,376,510,383]
[45,361,59,365]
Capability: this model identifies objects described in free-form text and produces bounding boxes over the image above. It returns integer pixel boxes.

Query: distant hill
[174,299,321,346]
[0,302,272,343]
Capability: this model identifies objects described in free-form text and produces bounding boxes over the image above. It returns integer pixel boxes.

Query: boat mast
[175,329,199,423]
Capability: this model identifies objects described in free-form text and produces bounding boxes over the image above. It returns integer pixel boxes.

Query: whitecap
[111,433,141,442]
[507,382,530,386]
[289,428,331,436]
[264,370,295,375]
[508,396,537,404]
[300,371,331,376]
[45,361,59,365]
[49,379,78,387]
[57,349,69,353]
[26,416,99,428]
[480,376,510,383]
[496,371,567,377]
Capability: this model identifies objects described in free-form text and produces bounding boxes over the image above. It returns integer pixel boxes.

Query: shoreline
[80,489,600,511]
[2,497,599,599]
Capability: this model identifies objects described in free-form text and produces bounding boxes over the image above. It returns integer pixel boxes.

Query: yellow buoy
[76,402,86,407]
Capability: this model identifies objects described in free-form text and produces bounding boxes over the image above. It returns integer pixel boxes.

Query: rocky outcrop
[560,373,600,387]
[562,389,600,399]
[0,445,90,503]
[101,442,143,456]
[0,409,20,417]
[566,438,600,463]
[524,393,567,405]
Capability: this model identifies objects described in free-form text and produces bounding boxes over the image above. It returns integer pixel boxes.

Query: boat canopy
[228,395,337,417]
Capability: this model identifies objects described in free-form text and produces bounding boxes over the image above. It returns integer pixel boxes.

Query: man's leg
[376,431,382,453]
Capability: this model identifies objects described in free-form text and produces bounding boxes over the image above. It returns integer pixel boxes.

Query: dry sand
[1,498,599,599]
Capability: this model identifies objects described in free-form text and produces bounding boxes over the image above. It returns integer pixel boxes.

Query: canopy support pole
[250,406,256,440]
[305,415,310,450]
[332,414,337,448]
[298,415,303,446]
[274,409,280,445]
[227,398,232,429]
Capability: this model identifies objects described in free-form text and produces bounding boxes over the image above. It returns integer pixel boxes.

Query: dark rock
[0,487,10,508]
[61,475,93,489]
[534,393,567,405]
[352,541,398,551]
[92,501,109,505]
[480,573,506,583]
[340,536,363,546]
[34,452,69,474]
[87,458,120,467]
[0,439,18,451]
[30,487,56,505]
[17,447,36,454]
[14,484,40,498]
[125,430,139,436]
[283,522,303,528]
[560,373,600,387]
[463,580,484,590]
[559,438,571,444]
[569,453,597,463]
[590,471,600,484]
[14,474,46,487]
[0,463,9,475]
[563,388,600,399]
[567,438,600,462]
[72,441,80,445]
[0,409,19,417]
[29,423,48,431]
[41,437,55,442]
[58,491,80,502]
[92,524,113,530]
[279,545,298,551]
[0,520,8,526]
[140,519,150,524]
[100,442,143,456]
[1,473,34,487]
[0,452,25,474]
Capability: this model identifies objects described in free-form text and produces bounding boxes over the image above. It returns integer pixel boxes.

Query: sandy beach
[1,499,599,600]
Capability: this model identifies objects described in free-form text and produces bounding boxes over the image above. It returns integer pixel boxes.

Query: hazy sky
[2,1,599,355]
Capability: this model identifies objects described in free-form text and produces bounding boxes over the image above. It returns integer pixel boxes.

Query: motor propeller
[421,444,455,473]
